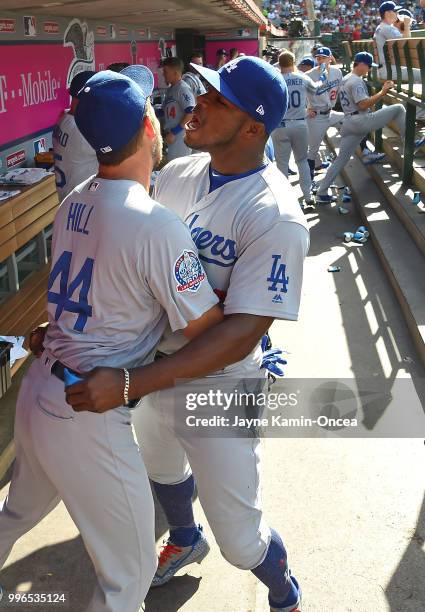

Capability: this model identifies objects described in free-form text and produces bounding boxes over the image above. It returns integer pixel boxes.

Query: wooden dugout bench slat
[0,175,58,376]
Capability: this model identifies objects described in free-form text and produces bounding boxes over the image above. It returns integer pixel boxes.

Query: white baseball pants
[0,357,156,612]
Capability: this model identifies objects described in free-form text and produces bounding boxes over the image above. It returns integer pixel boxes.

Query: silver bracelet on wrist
[123,368,130,405]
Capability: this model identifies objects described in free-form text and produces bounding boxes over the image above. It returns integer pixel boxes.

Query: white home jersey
[306,65,343,111]
[44,177,217,372]
[339,73,370,115]
[282,72,318,121]
[163,81,196,131]
[374,22,402,66]
[52,112,99,202]
[154,154,310,376]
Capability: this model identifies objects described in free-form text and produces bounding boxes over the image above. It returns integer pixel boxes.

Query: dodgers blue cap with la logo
[298,56,316,67]
[75,66,154,153]
[379,1,402,14]
[354,51,379,68]
[314,47,332,58]
[191,56,288,135]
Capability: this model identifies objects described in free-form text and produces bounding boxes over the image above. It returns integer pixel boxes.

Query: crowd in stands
[262,0,423,38]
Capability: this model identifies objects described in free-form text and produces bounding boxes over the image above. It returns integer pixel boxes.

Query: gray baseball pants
[307,110,344,165]
[272,120,312,200]
[317,104,406,195]
[0,357,157,612]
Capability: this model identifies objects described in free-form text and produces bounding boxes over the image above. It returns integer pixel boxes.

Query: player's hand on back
[65,367,125,412]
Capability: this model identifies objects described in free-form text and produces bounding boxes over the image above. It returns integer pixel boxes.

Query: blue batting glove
[261,348,287,377]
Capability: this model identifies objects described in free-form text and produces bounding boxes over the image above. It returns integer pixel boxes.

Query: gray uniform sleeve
[224,221,310,320]
[178,84,196,112]
[303,74,320,95]
[352,79,368,104]
[140,218,218,331]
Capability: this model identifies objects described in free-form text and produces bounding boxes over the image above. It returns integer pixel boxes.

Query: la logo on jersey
[267,254,289,296]
[174,250,206,293]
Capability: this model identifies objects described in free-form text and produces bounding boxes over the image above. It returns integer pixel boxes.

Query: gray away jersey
[282,72,319,121]
[154,154,310,377]
[44,178,217,372]
[306,65,343,111]
[53,112,99,202]
[163,80,196,130]
[374,22,402,66]
[182,72,206,98]
[339,73,370,115]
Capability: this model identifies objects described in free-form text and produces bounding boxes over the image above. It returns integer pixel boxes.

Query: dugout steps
[326,130,425,368]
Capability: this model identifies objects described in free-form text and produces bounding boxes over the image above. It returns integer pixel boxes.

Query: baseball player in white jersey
[162,56,196,161]
[53,71,98,201]
[66,57,309,612]
[272,50,326,206]
[316,52,425,203]
[306,47,343,177]
[0,67,222,612]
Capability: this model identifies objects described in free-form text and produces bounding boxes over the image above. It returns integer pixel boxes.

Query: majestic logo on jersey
[267,255,289,293]
[256,105,265,116]
[174,250,206,293]
[188,215,237,268]
[272,294,284,304]
[88,181,100,192]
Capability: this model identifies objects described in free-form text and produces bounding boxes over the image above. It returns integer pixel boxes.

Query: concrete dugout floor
[0,169,424,612]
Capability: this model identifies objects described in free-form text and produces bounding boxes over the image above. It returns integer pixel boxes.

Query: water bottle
[356,226,370,239]
[319,62,327,82]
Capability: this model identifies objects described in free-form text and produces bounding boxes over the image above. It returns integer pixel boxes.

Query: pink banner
[205,40,259,68]
[0,45,73,147]
[0,38,175,149]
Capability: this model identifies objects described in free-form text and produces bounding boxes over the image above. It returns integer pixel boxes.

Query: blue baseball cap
[354,51,379,68]
[191,56,288,134]
[75,66,154,153]
[379,1,402,15]
[314,47,332,58]
[298,56,315,68]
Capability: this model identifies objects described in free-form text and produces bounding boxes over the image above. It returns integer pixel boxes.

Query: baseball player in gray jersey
[306,47,343,177]
[316,52,425,203]
[0,67,222,612]
[53,71,98,201]
[182,52,207,97]
[374,1,423,83]
[272,50,326,206]
[66,57,309,612]
[162,57,196,161]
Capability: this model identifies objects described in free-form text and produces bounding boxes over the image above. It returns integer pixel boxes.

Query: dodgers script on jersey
[339,73,370,115]
[307,65,342,111]
[282,72,317,121]
[52,112,99,202]
[44,178,217,372]
[154,154,310,377]
[163,81,196,131]
[374,22,402,66]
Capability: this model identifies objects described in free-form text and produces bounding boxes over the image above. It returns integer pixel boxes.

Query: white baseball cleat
[151,526,210,587]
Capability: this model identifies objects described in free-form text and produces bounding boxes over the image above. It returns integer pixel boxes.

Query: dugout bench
[341,36,425,183]
[0,174,57,477]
